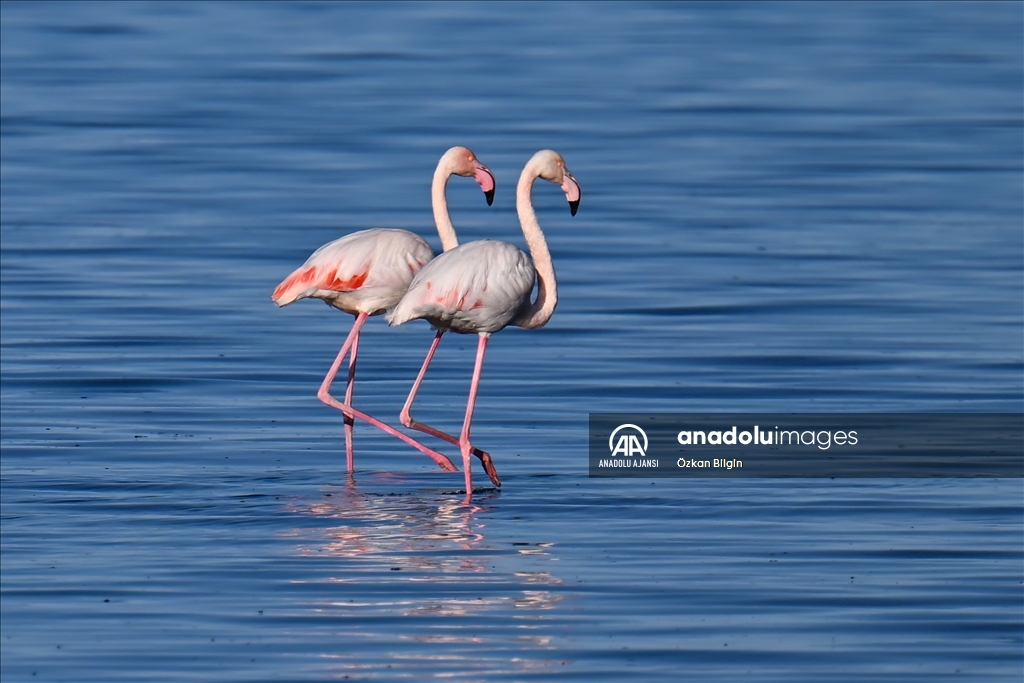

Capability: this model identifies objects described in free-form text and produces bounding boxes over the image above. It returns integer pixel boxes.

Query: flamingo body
[387,239,535,335]
[271,146,496,475]
[388,149,580,500]
[273,228,433,314]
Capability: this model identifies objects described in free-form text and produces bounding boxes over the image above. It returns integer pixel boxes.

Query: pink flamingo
[272,147,496,473]
[387,150,580,499]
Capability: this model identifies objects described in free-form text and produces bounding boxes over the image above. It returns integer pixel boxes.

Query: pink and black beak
[561,170,581,216]
[473,161,496,206]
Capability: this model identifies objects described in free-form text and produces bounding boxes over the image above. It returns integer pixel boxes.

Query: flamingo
[271,147,496,474]
[387,150,580,499]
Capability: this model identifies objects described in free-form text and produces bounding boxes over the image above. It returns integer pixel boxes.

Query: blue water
[2,2,1022,681]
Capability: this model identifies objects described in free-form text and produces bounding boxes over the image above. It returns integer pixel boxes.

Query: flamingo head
[529,149,581,216]
[443,146,495,205]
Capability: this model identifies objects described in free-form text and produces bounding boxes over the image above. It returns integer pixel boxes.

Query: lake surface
[2,2,1021,681]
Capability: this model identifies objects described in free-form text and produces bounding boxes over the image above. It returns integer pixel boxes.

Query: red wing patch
[273,265,368,301]
[272,265,318,301]
[436,289,471,310]
[320,268,368,291]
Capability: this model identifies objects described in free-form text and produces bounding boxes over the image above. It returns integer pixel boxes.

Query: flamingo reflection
[278,479,570,676]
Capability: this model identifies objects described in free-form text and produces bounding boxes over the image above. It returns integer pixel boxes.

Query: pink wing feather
[272,228,433,314]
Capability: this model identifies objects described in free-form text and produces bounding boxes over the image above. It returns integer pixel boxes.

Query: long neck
[431,163,459,252]
[513,168,557,329]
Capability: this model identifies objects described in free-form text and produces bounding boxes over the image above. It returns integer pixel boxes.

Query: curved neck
[513,167,557,329]
[431,163,459,252]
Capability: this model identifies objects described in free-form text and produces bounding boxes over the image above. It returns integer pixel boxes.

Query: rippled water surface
[2,2,1022,681]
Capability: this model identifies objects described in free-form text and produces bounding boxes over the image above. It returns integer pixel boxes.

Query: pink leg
[459,334,489,502]
[343,326,359,472]
[400,331,501,487]
[317,312,458,473]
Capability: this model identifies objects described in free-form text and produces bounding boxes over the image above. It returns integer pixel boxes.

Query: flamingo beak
[561,170,580,216]
[474,162,496,206]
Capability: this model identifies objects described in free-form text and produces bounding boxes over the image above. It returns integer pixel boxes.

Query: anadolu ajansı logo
[609,424,648,457]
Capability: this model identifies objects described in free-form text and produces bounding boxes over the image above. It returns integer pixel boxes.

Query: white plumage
[386,239,536,334]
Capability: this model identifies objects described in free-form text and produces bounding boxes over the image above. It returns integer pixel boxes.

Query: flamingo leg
[459,334,489,502]
[400,331,501,486]
[342,324,359,472]
[318,312,459,473]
